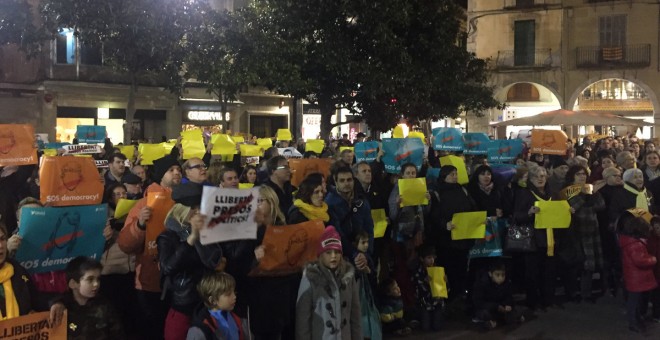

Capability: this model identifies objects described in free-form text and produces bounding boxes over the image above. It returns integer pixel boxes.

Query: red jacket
[646,234,660,283]
[620,234,658,292]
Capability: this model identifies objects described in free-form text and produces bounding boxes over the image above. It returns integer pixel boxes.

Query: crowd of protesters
[1,130,660,339]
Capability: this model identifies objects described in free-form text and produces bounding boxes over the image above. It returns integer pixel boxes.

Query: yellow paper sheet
[398,178,429,207]
[305,139,325,154]
[211,134,237,156]
[393,125,404,138]
[182,138,206,160]
[160,142,176,154]
[220,154,234,162]
[239,183,254,189]
[138,143,166,165]
[534,200,571,229]
[277,129,292,141]
[73,154,91,157]
[43,149,57,156]
[240,144,263,157]
[408,131,426,143]
[371,209,388,238]
[114,199,139,219]
[257,138,273,149]
[339,146,354,153]
[450,211,487,240]
[181,129,203,139]
[118,145,135,159]
[439,155,469,185]
[426,267,448,298]
[231,135,245,144]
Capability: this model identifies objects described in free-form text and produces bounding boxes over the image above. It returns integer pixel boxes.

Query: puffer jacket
[326,190,374,254]
[157,204,224,315]
[296,260,361,340]
[619,234,658,292]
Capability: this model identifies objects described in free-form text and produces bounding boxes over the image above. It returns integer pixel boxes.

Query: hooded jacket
[619,234,658,292]
[296,260,361,340]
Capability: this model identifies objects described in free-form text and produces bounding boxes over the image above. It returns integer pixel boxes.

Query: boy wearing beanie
[296,226,362,339]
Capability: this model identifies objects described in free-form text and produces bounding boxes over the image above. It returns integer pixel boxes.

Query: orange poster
[530,129,568,155]
[251,220,325,276]
[288,158,333,187]
[0,310,67,339]
[145,191,175,256]
[39,156,104,207]
[0,124,37,166]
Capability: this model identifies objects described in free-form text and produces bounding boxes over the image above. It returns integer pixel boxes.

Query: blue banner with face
[463,133,490,155]
[354,141,379,163]
[16,204,108,274]
[432,127,464,151]
[76,125,107,144]
[382,138,425,174]
[487,139,523,162]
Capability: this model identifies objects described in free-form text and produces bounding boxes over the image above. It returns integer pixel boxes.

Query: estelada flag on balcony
[76,125,106,144]
[463,133,490,155]
[289,158,333,187]
[39,156,104,207]
[530,129,568,155]
[0,124,37,166]
[250,220,325,276]
[432,127,464,151]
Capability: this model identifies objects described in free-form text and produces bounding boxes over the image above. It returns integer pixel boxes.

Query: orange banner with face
[145,191,175,256]
[0,124,37,166]
[288,158,333,187]
[39,156,103,207]
[530,129,568,155]
[250,220,325,276]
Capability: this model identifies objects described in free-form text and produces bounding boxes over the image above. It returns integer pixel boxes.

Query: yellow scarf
[624,183,651,210]
[0,262,20,319]
[293,199,329,222]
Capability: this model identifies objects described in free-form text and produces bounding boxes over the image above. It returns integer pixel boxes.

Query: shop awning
[490,109,653,127]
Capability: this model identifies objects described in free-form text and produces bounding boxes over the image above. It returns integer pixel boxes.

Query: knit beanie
[152,155,180,184]
[317,226,342,256]
[171,182,203,207]
[622,168,642,183]
[551,157,568,169]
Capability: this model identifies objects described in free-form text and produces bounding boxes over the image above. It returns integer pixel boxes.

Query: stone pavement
[385,295,660,339]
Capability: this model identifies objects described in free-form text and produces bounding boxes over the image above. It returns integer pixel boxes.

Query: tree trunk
[318,96,335,142]
[220,94,228,134]
[124,74,137,144]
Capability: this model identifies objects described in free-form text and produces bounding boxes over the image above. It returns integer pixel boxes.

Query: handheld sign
[487,139,523,162]
[354,141,379,163]
[463,133,490,155]
[381,138,424,174]
[200,186,260,245]
[76,125,106,143]
[432,127,464,151]
[530,129,568,155]
[0,124,38,166]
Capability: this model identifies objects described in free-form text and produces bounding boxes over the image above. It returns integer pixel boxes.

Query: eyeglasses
[275,165,290,170]
[188,164,207,170]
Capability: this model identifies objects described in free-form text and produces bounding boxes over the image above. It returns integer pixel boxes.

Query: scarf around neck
[624,183,651,210]
[0,262,19,320]
[479,182,494,195]
[293,199,329,222]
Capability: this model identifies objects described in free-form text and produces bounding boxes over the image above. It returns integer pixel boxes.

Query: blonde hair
[206,162,225,186]
[259,185,286,225]
[197,272,236,309]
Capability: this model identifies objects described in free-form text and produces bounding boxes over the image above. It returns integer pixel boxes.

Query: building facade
[468,0,660,139]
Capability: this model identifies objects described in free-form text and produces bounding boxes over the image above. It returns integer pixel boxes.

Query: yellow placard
[439,155,469,185]
[427,267,448,298]
[182,138,206,160]
[138,143,167,165]
[231,135,245,144]
[114,198,139,219]
[181,128,203,139]
[239,183,254,189]
[43,149,57,156]
[211,134,237,156]
[398,178,429,207]
[306,139,325,154]
[257,138,273,149]
[160,141,176,154]
[450,211,487,240]
[118,145,135,159]
[277,129,292,141]
[534,200,571,229]
[393,125,404,138]
[371,209,388,238]
[240,144,263,157]
[339,146,354,153]
[73,154,91,157]
[221,154,234,162]
[408,131,426,143]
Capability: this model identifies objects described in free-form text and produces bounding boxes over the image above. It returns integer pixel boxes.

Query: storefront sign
[187,111,225,121]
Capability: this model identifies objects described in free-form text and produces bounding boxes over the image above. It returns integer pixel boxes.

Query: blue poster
[354,141,379,163]
[432,127,464,151]
[382,138,424,174]
[487,139,523,162]
[44,142,70,150]
[463,133,490,155]
[76,125,106,144]
[16,204,108,274]
[426,167,441,184]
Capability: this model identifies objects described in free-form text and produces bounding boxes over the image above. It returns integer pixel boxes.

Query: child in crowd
[352,231,382,339]
[411,244,443,331]
[646,216,660,323]
[618,211,658,333]
[186,272,250,340]
[352,230,376,287]
[471,261,523,330]
[61,256,124,340]
[296,226,362,339]
[377,278,411,336]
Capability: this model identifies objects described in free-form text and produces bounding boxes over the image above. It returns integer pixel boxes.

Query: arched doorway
[492,82,562,139]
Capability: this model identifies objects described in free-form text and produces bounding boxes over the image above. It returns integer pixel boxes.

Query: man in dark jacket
[263,156,296,214]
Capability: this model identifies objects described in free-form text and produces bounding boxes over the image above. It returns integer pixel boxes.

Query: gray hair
[622,168,643,183]
[616,151,633,165]
[527,164,547,179]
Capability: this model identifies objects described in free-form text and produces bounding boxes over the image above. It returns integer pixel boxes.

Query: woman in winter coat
[563,165,605,303]
[430,165,475,301]
[157,183,224,340]
[296,226,361,340]
[609,168,653,223]
[288,173,329,225]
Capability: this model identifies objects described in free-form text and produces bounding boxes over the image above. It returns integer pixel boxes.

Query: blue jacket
[325,190,374,254]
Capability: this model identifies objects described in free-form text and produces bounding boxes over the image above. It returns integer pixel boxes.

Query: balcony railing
[503,0,562,9]
[575,44,650,69]
[495,48,553,70]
